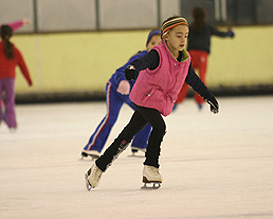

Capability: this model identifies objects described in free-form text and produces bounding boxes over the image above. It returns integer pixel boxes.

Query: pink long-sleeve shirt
[0,20,24,31]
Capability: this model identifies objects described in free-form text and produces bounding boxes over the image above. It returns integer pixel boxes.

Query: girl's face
[146,35,161,52]
[164,25,189,57]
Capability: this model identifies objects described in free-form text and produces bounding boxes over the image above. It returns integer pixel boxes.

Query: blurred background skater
[174,7,234,111]
[0,25,32,132]
[1,19,30,122]
[81,29,161,159]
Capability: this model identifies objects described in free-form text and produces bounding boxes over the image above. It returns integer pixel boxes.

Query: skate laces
[146,166,160,176]
[91,164,102,181]
[152,167,160,176]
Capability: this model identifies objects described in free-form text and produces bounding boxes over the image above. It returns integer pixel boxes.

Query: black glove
[205,96,219,114]
[125,65,138,81]
[228,29,235,38]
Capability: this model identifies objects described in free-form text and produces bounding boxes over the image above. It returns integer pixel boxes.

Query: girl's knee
[154,122,166,136]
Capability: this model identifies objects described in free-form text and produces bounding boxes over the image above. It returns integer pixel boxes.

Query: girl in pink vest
[85,16,219,190]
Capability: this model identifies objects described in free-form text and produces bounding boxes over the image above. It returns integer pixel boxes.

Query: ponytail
[0,25,14,59]
[191,7,206,33]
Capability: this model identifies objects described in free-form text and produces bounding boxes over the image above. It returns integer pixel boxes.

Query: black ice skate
[85,163,103,191]
[128,147,146,158]
[81,150,100,160]
[141,165,162,189]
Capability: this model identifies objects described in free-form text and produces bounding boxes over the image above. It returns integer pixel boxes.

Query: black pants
[96,104,166,171]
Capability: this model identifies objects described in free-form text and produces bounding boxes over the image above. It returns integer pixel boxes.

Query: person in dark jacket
[175,7,234,110]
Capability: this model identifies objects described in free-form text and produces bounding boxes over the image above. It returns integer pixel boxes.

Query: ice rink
[1,96,273,219]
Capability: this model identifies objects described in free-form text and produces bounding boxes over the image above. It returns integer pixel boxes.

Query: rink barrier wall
[15,85,273,104]
[10,26,273,103]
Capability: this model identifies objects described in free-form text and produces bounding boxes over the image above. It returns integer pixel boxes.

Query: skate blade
[80,155,99,161]
[79,156,86,161]
[141,182,161,190]
[127,154,145,158]
[89,155,99,160]
[141,176,161,189]
[85,173,93,191]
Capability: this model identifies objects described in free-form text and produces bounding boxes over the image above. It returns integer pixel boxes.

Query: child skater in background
[1,19,30,123]
[0,25,32,131]
[81,29,161,159]
[85,16,219,190]
[174,7,234,111]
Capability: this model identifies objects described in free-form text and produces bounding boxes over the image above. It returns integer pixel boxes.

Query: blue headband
[146,29,161,46]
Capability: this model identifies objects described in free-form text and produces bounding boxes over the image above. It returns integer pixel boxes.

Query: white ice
[1,96,273,219]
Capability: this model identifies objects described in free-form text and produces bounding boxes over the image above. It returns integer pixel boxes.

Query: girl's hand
[117,80,130,95]
[205,96,219,114]
[125,65,138,81]
[23,18,30,25]
[228,29,235,38]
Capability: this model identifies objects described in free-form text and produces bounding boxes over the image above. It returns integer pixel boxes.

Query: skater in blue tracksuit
[81,29,162,159]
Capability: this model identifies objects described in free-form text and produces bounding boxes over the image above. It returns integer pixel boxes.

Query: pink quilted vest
[129,41,191,116]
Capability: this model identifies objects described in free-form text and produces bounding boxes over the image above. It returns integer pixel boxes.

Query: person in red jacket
[0,19,30,124]
[0,25,32,131]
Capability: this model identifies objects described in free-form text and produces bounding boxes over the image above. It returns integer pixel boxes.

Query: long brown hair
[0,25,14,59]
[191,7,206,33]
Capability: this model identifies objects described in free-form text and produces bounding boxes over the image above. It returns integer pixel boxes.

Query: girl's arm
[210,25,234,38]
[125,49,160,81]
[112,51,146,85]
[185,63,213,100]
[185,63,219,113]
[2,19,29,32]
[131,49,159,72]
[15,48,32,86]
[6,20,24,31]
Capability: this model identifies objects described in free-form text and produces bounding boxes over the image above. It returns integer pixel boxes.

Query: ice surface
[1,96,273,219]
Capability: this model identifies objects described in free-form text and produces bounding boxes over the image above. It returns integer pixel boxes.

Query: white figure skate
[85,163,103,191]
[141,165,162,189]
